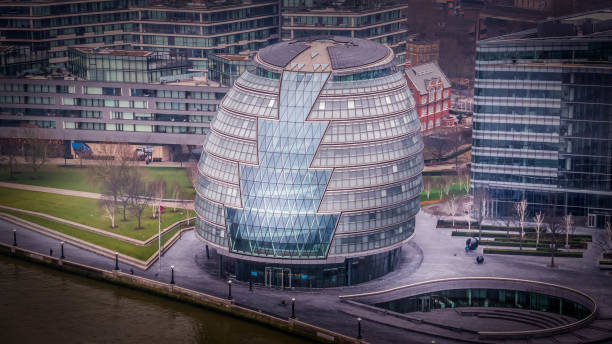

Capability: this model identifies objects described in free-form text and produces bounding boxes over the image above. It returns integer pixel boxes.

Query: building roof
[256,36,392,73]
[480,8,612,43]
[72,47,153,57]
[404,62,451,94]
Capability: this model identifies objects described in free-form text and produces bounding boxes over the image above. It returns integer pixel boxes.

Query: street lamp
[291,298,296,319]
[114,252,119,270]
[227,279,232,300]
[60,241,65,259]
[357,317,362,340]
[170,265,175,284]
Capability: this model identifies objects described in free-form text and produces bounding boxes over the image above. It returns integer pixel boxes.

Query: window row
[474,121,558,134]
[205,132,258,164]
[323,112,419,144]
[198,153,239,185]
[329,220,414,255]
[328,153,423,190]
[197,174,241,208]
[336,198,420,233]
[313,132,423,168]
[319,175,422,212]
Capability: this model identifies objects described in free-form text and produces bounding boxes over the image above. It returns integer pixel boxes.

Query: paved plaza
[2,209,612,343]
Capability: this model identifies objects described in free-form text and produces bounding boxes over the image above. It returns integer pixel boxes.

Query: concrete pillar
[346,258,352,286]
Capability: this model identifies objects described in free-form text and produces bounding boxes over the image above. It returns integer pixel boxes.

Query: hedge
[480,240,587,249]
[599,260,612,265]
[483,248,583,258]
[451,231,591,242]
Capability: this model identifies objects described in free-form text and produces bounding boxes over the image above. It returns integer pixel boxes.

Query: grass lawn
[0,187,194,241]
[2,209,185,261]
[0,164,194,199]
[420,181,467,202]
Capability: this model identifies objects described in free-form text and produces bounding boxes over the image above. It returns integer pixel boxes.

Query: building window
[428,120,434,129]
[443,101,448,110]
[429,89,435,102]
[436,103,441,113]
[436,86,442,99]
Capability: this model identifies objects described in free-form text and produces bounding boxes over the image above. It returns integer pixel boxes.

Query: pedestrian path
[0,182,194,209]
[2,211,612,344]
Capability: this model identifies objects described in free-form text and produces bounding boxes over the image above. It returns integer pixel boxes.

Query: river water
[0,256,309,343]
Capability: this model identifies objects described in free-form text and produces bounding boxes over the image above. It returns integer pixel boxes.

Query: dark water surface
[0,256,309,343]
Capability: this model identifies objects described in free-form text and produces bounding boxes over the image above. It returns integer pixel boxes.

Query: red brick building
[404,61,451,134]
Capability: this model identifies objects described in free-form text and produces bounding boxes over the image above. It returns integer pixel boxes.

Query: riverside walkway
[2,209,612,344]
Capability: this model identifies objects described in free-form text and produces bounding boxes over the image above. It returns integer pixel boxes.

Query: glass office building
[195,37,423,288]
[472,10,612,227]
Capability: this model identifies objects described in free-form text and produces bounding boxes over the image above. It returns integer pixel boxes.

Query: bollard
[249,277,253,292]
[49,248,53,256]
[114,252,119,270]
[170,265,175,284]
[13,229,17,246]
[228,279,232,300]
[357,317,362,340]
[60,241,65,259]
[291,298,296,319]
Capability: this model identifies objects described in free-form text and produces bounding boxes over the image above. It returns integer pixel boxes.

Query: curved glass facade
[195,37,423,287]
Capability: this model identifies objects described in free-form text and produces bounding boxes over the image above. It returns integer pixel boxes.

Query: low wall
[0,243,362,344]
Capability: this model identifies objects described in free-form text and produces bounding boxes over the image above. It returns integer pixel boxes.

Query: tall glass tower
[472,10,612,227]
[195,36,423,288]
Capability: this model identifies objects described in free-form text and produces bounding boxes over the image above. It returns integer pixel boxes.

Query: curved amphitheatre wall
[340,277,597,340]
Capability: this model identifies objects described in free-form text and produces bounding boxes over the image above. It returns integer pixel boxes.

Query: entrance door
[588,214,596,228]
[264,267,291,288]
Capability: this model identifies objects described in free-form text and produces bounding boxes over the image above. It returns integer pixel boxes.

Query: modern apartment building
[0,48,225,150]
[0,0,409,73]
[472,9,612,227]
[280,1,408,66]
[0,0,280,72]
[195,37,423,288]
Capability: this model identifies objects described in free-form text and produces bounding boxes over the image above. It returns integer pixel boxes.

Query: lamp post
[357,317,362,340]
[291,298,296,319]
[114,252,119,270]
[170,265,175,284]
[60,241,65,259]
[227,279,232,300]
[12,229,17,246]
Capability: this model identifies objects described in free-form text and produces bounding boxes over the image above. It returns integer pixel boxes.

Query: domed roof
[256,36,392,72]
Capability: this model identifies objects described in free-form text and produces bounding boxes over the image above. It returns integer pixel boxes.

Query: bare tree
[563,214,574,248]
[91,144,134,207]
[464,200,473,233]
[117,166,139,221]
[128,173,153,230]
[514,199,528,250]
[548,216,564,268]
[606,221,612,244]
[473,188,488,241]
[22,125,50,175]
[186,162,198,189]
[442,178,452,198]
[151,177,167,218]
[0,137,22,180]
[458,166,470,193]
[98,195,116,229]
[446,197,458,228]
[424,179,432,200]
[170,181,182,212]
[534,212,545,249]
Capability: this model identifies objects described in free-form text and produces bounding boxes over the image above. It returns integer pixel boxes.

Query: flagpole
[158,203,161,271]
